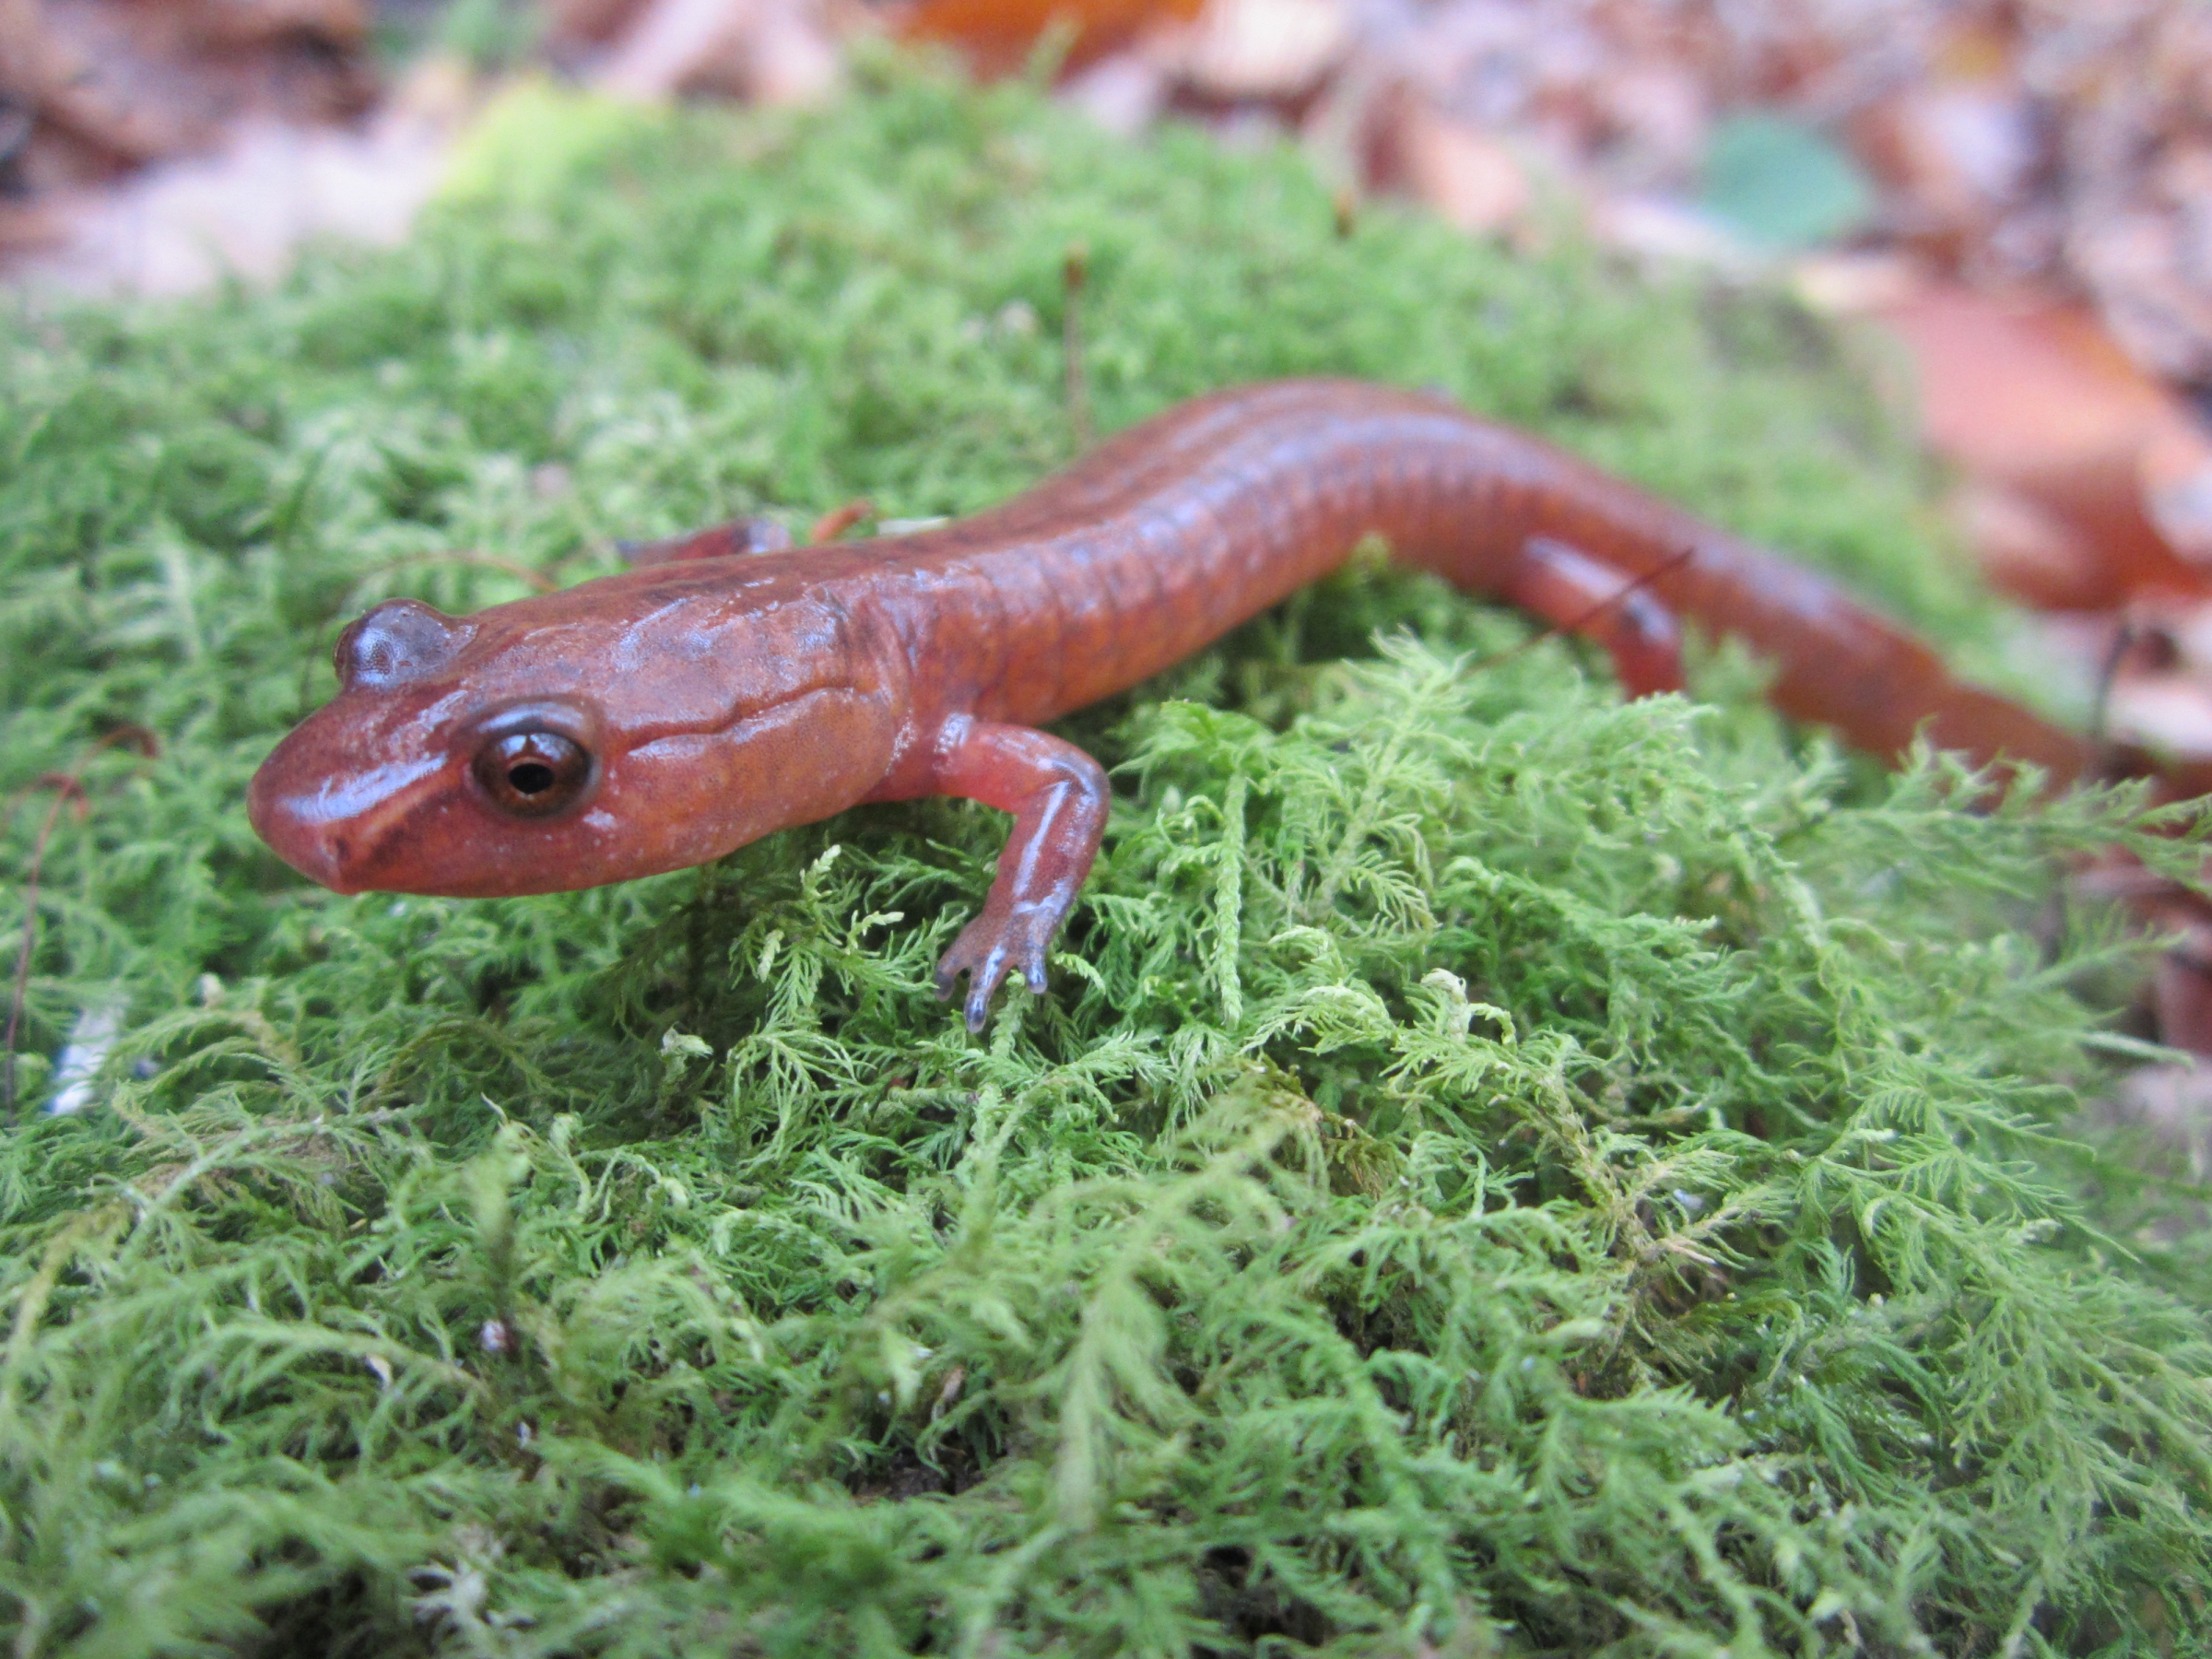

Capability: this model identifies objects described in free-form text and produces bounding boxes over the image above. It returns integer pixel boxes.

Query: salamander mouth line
[328,686,862,886]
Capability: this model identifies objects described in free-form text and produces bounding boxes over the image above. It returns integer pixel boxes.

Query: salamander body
[250,379,2092,1025]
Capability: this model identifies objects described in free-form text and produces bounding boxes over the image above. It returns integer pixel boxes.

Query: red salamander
[249,380,2094,1026]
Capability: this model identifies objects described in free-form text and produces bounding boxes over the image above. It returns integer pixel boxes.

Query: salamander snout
[248,799,353,890]
[250,595,487,892]
[248,687,617,895]
[246,729,443,894]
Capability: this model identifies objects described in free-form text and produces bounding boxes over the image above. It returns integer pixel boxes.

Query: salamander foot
[935,900,1059,1031]
[904,717,1107,1031]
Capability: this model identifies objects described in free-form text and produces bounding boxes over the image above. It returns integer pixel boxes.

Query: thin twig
[4,725,159,1124]
[1332,185,1358,241]
[1064,241,1093,450]
[808,500,877,545]
[2088,615,2136,752]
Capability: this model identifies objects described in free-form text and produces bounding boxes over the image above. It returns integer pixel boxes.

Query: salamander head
[248,579,901,898]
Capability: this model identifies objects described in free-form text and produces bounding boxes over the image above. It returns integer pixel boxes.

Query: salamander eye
[473,731,594,818]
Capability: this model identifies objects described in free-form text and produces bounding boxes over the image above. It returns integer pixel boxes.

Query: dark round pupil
[474,729,591,818]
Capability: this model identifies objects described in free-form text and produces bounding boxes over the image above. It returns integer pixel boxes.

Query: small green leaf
[1700,111,1876,250]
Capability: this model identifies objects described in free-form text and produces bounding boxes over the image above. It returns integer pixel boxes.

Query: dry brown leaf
[1062,51,1168,136]
[2027,0,2212,384]
[15,53,465,298]
[544,0,652,46]
[1873,284,2212,608]
[747,0,842,104]
[178,0,368,46]
[596,0,757,98]
[1156,0,1350,103]
[1,0,371,170]
[1853,77,2037,251]
[1949,479,2107,609]
[595,0,841,104]
[1587,62,1706,187]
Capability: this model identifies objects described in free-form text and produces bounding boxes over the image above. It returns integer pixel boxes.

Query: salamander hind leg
[919,717,1111,1030]
[1501,536,1687,698]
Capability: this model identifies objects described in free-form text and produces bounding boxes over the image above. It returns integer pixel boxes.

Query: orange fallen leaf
[1873,284,2212,612]
[898,0,1201,77]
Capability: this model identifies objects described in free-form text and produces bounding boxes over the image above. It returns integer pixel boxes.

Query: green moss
[3,62,2210,1657]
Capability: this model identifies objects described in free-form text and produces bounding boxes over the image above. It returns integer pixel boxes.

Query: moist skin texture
[250,379,2094,1027]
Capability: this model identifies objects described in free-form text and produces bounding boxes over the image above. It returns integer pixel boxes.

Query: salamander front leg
[1503,535,1687,697]
[617,516,794,567]
[920,717,1111,1030]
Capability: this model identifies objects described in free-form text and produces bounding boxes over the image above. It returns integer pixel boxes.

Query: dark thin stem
[1064,242,1093,451]
[1333,185,1358,240]
[2088,617,2135,751]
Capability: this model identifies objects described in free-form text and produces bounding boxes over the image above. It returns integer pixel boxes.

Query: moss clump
[4,64,2211,1658]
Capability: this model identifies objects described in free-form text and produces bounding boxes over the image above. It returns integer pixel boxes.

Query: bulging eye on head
[474,728,594,817]
[336,598,474,689]
[466,703,604,821]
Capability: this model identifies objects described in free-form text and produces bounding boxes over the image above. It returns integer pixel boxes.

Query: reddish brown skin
[250,379,2098,1028]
